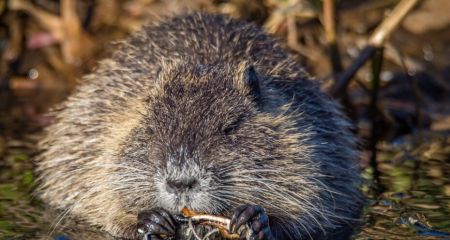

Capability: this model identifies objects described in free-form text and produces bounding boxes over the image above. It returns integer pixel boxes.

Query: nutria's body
[37,13,362,239]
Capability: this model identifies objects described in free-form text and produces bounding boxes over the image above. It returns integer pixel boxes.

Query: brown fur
[36,13,363,239]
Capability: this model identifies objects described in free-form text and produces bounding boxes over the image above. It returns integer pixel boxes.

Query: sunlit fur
[36,13,363,239]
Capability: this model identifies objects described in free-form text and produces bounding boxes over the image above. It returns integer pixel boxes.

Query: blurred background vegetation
[0,0,449,239]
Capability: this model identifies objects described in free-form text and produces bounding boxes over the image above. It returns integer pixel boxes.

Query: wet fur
[36,13,362,239]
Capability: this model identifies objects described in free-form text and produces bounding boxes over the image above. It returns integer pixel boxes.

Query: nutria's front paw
[137,208,177,240]
[230,204,275,240]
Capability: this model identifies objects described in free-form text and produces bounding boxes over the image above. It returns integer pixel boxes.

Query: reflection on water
[1,129,449,239]
[356,131,450,239]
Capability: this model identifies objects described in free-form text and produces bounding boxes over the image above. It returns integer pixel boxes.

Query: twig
[3,12,23,62]
[8,0,63,38]
[329,0,420,97]
[368,0,420,47]
[286,16,320,61]
[322,0,343,74]
[369,47,385,193]
[330,46,377,97]
[181,207,240,239]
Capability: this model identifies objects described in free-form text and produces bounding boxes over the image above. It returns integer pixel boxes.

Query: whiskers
[44,162,155,239]
[210,166,352,239]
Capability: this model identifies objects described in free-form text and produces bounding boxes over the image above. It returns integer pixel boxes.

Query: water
[0,118,449,239]
[356,132,450,239]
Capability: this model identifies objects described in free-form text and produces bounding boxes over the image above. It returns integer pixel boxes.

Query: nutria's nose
[166,178,199,193]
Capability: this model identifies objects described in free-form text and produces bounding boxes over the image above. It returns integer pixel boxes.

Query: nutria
[36,12,363,240]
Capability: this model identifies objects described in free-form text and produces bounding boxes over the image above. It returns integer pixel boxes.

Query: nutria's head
[118,61,319,222]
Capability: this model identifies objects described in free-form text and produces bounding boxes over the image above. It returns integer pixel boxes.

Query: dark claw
[230,204,250,233]
[137,208,177,239]
[143,234,164,240]
[230,204,274,240]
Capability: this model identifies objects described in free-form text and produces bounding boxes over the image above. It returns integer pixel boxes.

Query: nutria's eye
[223,125,237,135]
[222,118,242,135]
[146,127,155,135]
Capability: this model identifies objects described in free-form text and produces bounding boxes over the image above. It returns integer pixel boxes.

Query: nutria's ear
[236,63,261,104]
[245,66,261,103]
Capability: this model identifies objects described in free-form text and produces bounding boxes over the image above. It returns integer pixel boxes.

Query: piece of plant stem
[369,47,385,193]
[330,46,376,97]
[322,0,343,74]
[368,0,420,46]
[329,0,420,97]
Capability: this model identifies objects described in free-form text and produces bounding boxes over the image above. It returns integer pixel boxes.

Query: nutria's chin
[36,12,363,240]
